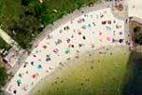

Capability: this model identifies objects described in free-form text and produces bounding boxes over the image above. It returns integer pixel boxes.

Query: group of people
[6,8,130,95]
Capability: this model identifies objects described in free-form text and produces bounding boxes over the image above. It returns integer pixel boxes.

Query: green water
[31,46,130,95]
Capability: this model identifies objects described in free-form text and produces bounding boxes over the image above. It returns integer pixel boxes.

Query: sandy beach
[6,5,131,95]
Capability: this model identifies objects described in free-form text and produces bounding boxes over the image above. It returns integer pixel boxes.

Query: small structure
[3,48,26,68]
[128,0,142,19]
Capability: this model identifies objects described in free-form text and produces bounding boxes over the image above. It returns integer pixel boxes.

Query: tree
[133,26,142,45]
[21,0,31,6]
[133,26,141,33]
[0,67,8,87]
[0,66,8,95]
[10,15,40,49]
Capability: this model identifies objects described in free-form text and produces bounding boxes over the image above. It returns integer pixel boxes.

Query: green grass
[31,46,130,95]
[0,0,22,31]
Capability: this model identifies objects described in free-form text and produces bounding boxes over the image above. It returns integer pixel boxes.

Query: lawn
[0,0,99,49]
[0,0,22,31]
[31,46,130,95]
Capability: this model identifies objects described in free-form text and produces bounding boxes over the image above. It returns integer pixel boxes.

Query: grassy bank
[31,46,130,95]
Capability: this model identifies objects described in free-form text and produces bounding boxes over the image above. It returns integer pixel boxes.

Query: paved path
[0,28,19,49]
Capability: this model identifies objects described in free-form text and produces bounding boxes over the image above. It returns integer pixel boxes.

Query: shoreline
[5,3,131,95]
[30,45,130,95]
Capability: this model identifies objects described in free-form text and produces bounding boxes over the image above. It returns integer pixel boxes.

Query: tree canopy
[133,26,142,45]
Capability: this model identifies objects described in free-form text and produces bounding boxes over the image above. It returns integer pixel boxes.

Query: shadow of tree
[122,51,142,95]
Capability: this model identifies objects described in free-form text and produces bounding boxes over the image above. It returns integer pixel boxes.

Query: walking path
[0,29,18,49]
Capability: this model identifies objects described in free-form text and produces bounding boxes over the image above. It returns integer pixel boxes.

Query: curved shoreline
[30,45,130,95]
[5,4,131,95]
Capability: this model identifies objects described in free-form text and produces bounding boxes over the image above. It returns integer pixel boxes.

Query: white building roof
[128,0,142,19]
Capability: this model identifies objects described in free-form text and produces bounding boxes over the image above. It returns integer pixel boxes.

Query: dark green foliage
[0,37,11,50]
[123,52,142,95]
[0,66,8,95]
[9,15,40,49]
[133,26,142,45]
[21,0,31,6]
[0,66,8,94]
[0,67,8,87]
